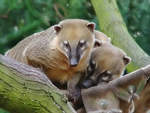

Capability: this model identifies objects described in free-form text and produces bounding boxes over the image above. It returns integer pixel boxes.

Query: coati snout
[60,40,89,67]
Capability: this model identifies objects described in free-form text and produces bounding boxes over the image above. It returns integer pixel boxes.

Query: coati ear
[94,39,102,48]
[87,22,95,32]
[123,56,131,65]
[54,25,62,33]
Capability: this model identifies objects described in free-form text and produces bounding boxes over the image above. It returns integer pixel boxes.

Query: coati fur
[94,30,111,43]
[81,42,131,89]
[78,41,131,112]
[5,19,96,102]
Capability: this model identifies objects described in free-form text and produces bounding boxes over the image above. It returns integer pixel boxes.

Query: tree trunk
[91,0,150,71]
[0,54,75,113]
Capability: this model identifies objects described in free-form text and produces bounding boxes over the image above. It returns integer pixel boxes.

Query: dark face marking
[62,40,88,67]
[76,40,87,60]
[80,70,113,89]
[97,71,113,83]
[62,40,71,59]
[80,58,114,89]
[94,39,102,48]
[80,59,97,88]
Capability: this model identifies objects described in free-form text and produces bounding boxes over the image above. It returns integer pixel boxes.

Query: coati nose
[70,58,78,67]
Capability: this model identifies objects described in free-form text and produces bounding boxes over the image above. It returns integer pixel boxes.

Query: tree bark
[91,0,150,71]
[0,54,76,113]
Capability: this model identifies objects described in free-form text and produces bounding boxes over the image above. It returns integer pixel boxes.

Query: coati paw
[68,89,81,104]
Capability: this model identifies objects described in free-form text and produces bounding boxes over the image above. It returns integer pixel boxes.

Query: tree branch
[0,54,76,113]
[81,65,150,113]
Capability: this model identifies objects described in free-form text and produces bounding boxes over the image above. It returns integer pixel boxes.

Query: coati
[94,30,111,43]
[77,42,131,112]
[94,33,150,113]
[81,42,131,88]
[5,19,96,102]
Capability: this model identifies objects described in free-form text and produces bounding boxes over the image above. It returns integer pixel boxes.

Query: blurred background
[0,0,150,55]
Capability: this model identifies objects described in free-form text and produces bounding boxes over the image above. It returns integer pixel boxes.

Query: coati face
[59,40,89,67]
[81,43,131,88]
[53,19,95,67]
[92,43,131,79]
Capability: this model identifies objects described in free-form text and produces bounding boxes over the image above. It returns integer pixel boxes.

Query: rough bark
[91,0,150,71]
[0,54,76,113]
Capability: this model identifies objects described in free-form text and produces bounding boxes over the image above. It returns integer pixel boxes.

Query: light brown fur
[93,31,150,113]
[80,42,131,112]
[91,42,131,80]
[94,30,111,43]
[6,19,95,84]
[80,42,131,91]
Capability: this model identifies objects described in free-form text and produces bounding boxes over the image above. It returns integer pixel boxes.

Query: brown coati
[81,42,131,88]
[77,42,131,112]
[5,19,96,102]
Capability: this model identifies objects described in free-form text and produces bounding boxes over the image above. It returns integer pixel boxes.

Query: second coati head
[95,30,111,43]
[52,19,95,68]
[81,42,131,88]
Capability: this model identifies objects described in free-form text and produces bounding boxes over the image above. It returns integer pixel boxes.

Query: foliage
[0,108,9,113]
[0,0,150,55]
[117,0,150,54]
[0,0,97,54]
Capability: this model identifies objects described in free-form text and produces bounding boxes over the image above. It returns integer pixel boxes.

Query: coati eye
[63,40,69,48]
[79,40,86,49]
[77,40,87,59]
[80,40,86,46]
[63,40,70,53]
